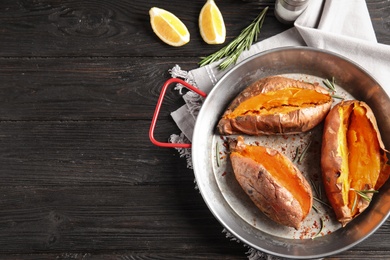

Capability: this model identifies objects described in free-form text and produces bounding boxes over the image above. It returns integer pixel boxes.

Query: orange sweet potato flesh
[229,136,313,229]
[321,100,390,226]
[218,76,332,135]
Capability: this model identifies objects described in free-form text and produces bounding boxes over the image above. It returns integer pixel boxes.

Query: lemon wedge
[199,0,226,44]
[149,7,190,47]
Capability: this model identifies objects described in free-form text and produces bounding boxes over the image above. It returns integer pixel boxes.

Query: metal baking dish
[190,47,390,259]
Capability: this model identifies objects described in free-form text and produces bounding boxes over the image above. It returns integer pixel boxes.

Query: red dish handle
[149,78,207,148]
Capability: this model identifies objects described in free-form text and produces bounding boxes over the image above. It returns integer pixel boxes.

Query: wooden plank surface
[0,0,285,57]
[0,0,389,259]
[0,57,193,120]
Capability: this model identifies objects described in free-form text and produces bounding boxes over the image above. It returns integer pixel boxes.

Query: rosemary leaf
[199,6,268,70]
[310,179,320,198]
[323,77,344,100]
[312,204,320,213]
[312,204,325,239]
[323,77,336,91]
[293,147,300,163]
[351,193,358,213]
[361,190,379,194]
[313,197,332,209]
[354,189,378,202]
[350,189,378,212]
[356,191,371,202]
[313,217,324,239]
[331,94,344,100]
[298,140,312,163]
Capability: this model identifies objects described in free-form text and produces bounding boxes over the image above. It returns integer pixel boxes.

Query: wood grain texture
[0,120,186,186]
[0,0,286,57]
[367,1,390,43]
[0,0,389,259]
[0,57,196,120]
[0,185,244,253]
[0,0,387,58]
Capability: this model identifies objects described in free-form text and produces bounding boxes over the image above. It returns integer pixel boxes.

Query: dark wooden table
[0,0,389,259]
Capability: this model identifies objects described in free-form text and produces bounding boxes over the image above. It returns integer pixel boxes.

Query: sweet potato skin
[229,137,313,229]
[218,76,332,135]
[321,100,390,226]
[320,101,352,226]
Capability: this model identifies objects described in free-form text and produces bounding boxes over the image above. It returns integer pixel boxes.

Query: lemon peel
[149,7,190,47]
[199,0,226,44]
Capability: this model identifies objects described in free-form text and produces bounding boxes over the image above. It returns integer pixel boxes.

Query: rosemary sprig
[199,7,269,70]
[292,141,311,164]
[323,77,345,100]
[350,189,378,212]
[352,189,379,202]
[322,77,336,92]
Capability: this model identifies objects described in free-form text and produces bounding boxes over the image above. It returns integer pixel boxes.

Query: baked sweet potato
[229,136,313,229]
[321,100,390,226]
[217,76,333,135]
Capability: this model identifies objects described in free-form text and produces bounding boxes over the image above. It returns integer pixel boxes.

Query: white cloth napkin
[170,0,390,144]
[168,0,390,259]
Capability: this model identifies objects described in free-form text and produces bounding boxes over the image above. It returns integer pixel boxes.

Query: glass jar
[274,0,310,24]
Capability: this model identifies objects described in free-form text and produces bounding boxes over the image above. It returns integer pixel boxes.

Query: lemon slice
[149,7,190,47]
[199,0,226,44]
